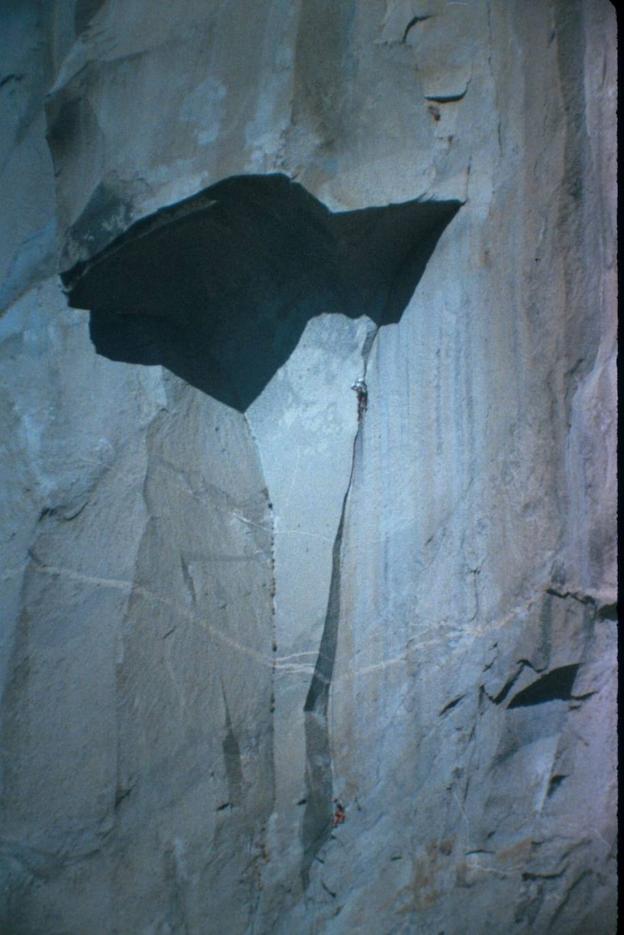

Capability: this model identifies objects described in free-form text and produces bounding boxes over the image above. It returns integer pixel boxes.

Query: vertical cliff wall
[0,2,616,933]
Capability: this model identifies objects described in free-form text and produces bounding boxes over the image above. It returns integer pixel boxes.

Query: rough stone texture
[0,4,63,311]
[0,1,617,934]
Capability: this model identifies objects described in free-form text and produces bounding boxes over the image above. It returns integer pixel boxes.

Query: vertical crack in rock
[241,411,277,926]
[300,441,356,885]
[300,335,375,886]
[222,687,244,807]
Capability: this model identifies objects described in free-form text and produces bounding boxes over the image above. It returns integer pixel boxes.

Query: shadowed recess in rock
[61,173,460,410]
[300,432,353,885]
[507,665,580,708]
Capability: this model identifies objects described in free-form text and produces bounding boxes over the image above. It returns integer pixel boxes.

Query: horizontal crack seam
[19,564,605,686]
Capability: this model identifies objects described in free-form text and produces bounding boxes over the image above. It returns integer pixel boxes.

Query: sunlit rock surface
[0,2,616,933]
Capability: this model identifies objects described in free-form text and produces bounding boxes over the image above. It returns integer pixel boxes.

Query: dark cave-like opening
[62,173,460,411]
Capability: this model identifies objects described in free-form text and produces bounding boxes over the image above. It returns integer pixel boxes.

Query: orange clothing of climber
[332,800,346,827]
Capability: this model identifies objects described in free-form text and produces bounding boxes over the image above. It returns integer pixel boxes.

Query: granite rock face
[0,2,617,933]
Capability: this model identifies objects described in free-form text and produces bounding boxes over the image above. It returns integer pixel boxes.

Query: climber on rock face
[351,378,368,420]
[332,799,346,827]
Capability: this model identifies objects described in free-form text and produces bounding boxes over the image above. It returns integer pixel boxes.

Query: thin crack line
[230,512,270,531]
[274,650,319,663]
[27,558,269,665]
[17,561,586,686]
[231,512,333,543]
[300,336,373,882]
[273,663,317,676]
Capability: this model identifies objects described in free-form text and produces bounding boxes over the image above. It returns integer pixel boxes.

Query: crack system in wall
[242,410,278,924]
[58,171,460,907]
[300,335,374,886]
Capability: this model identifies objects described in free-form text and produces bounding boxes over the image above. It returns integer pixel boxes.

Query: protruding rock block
[62,173,460,409]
